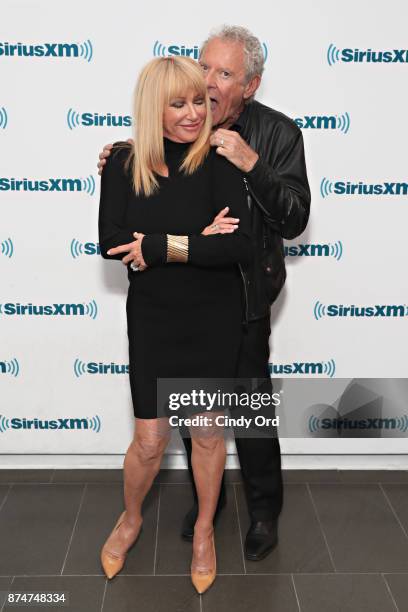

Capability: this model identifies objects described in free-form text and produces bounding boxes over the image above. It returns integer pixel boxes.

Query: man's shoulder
[248,100,301,139]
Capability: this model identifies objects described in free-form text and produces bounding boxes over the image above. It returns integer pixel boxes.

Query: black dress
[98,138,253,418]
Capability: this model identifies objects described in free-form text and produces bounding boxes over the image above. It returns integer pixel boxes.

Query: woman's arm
[141,152,253,267]
[98,142,135,261]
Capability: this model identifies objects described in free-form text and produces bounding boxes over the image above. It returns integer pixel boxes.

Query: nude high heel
[100,510,141,579]
[191,531,216,594]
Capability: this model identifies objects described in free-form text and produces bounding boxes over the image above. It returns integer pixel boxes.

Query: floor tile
[0,484,84,575]
[309,483,408,571]
[283,470,340,483]
[381,484,408,534]
[236,483,333,573]
[202,575,298,612]
[383,573,408,612]
[0,577,13,608]
[0,470,54,483]
[52,469,123,483]
[63,483,159,576]
[294,573,397,612]
[103,576,200,612]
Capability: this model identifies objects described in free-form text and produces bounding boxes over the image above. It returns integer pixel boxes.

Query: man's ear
[243,75,261,101]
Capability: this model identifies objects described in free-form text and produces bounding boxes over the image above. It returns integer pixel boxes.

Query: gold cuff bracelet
[166,234,189,263]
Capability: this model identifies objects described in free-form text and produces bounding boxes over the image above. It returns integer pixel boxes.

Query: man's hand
[107,232,148,271]
[97,138,134,175]
[210,129,259,173]
[201,206,240,235]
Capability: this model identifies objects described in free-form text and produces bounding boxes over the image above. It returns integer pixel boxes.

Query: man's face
[199,38,251,129]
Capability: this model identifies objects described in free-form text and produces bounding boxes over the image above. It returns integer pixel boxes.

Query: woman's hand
[106,232,148,271]
[201,206,240,236]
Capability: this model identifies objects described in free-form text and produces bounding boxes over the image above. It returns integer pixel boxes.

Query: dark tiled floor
[0,469,407,611]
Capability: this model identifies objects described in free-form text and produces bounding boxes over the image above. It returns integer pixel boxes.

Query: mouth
[179,121,202,131]
[210,97,218,110]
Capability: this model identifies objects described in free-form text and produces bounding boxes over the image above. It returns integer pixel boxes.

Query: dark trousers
[181,315,283,522]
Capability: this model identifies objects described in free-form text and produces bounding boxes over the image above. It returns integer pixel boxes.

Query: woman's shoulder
[104,141,133,177]
[110,140,132,163]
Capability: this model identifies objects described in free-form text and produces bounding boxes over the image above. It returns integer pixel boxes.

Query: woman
[98,56,252,594]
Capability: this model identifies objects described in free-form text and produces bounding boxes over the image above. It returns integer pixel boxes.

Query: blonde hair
[116,56,212,197]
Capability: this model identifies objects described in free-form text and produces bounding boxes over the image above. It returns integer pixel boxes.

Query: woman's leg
[190,413,226,570]
[103,417,171,556]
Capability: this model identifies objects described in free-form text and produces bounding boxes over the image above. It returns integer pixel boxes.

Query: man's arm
[246,127,310,239]
[211,125,311,240]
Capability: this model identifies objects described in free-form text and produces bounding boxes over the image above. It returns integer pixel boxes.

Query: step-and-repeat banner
[1,0,407,456]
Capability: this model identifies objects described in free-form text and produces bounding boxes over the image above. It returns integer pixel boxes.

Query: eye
[194,98,205,105]
[221,71,230,78]
[170,101,184,109]
[200,63,208,72]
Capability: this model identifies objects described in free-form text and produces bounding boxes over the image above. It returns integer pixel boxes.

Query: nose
[185,103,199,121]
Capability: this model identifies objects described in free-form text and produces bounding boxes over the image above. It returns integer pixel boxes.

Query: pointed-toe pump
[191,532,216,594]
[100,510,141,579]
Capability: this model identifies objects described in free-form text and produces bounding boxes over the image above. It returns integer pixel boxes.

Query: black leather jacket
[233,100,311,323]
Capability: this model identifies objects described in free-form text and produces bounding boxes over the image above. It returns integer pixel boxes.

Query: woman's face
[163,89,207,143]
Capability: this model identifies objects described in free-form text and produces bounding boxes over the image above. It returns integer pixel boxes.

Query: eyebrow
[169,94,204,101]
[199,61,235,73]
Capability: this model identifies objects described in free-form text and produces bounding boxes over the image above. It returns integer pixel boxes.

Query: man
[97,25,310,561]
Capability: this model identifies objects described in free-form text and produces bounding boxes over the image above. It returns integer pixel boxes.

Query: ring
[220,138,224,146]
[130,262,139,272]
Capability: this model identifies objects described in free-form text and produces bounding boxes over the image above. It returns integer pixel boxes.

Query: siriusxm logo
[0,40,93,62]
[74,359,129,377]
[0,176,95,195]
[70,239,100,258]
[285,241,343,260]
[0,414,101,432]
[0,358,20,377]
[320,178,408,198]
[309,415,408,433]
[1,237,13,258]
[67,108,131,130]
[294,112,350,134]
[314,301,408,320]
[269,359,336,377]
[327,44,408,66]
[0,300,98,319]
[0,106,7,129]
[153,40,268,61]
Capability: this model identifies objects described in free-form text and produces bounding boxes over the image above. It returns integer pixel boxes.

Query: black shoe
[244,520,278,561]
[181,497,227,541]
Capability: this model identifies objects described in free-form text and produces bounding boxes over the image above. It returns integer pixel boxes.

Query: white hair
[200,25,265,93]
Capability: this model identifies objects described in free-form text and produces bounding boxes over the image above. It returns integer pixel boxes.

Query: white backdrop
[1,0,407,464]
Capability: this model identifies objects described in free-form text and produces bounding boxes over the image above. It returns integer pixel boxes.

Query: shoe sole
[244,540,278,562]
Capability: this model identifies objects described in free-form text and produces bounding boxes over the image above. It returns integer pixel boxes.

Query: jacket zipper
[239,177,251,326]
[238,263,249,326]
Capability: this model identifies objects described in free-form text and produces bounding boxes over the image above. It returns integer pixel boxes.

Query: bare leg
[103,417,171,557]
[190,413,226,572]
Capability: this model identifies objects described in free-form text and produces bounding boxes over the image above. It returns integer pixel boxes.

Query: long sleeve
[141,151,253,267]
[245,126,311,240]
[98,143,135,260]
